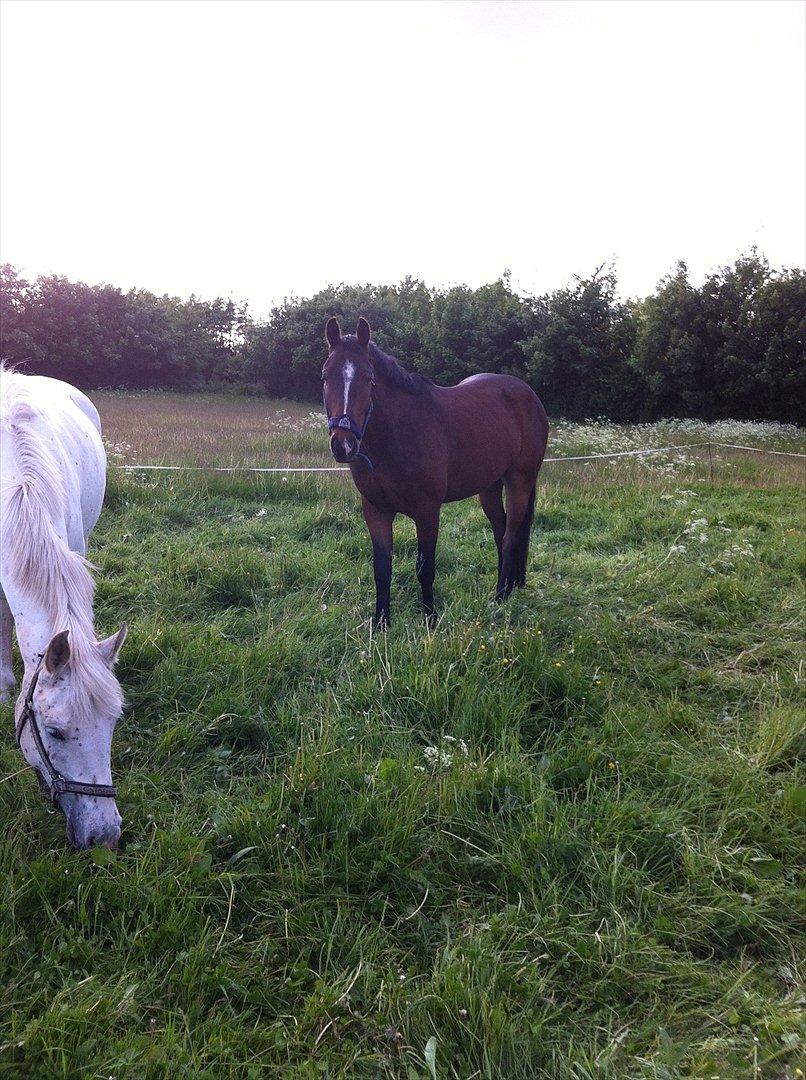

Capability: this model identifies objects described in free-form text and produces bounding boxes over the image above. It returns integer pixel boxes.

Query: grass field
[1,394,804,1078]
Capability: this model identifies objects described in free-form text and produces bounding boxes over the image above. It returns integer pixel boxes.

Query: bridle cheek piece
[15,657,117,802]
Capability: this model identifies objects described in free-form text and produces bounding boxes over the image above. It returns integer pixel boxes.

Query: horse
[322,317,549,627]
[0,366,127,849]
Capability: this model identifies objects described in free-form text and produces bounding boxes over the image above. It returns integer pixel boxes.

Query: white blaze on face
[342,360,355,417]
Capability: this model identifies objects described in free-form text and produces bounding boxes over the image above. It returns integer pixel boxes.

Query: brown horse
[323,317,548,627]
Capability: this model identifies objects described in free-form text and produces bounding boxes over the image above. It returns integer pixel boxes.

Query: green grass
[1,423,804,1077]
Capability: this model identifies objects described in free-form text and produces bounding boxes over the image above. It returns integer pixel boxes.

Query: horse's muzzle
[330,433,359,463]
[63,802,122,850]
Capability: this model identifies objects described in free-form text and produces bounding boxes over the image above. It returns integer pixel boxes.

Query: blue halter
[326,402,374,470]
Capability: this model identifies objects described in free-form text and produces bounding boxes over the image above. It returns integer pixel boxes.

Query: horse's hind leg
[498,475,536,600]
[0,588,15,703]
[513,485,536,587]
[478,481,506,594]
[415,504,441,622]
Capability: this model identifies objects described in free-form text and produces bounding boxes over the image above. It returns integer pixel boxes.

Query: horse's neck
[1,370,104,676]
[0,478,95,674]
[1,574,59,673]
[2,560,99,680]
[364,378,424,458]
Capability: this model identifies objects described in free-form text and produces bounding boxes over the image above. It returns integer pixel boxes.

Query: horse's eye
[47,728,66,742]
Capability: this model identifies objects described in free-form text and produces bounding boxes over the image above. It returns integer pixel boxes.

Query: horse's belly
[443,445,514,503]
[444,476,495,503]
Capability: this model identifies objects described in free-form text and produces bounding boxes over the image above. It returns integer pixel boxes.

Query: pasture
[1,393,804,1079]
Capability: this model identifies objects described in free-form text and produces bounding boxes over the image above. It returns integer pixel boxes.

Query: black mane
[336,337,429,396]
[370,342,431,396]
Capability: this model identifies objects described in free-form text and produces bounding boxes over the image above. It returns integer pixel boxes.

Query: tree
[418,275,537,385]
[0,264,42,367]
[520,267,641,421]
[242,281,436,399]
[0,267,248,390]
[753,268,806,422]
[633,252,806,421]
[1,258,801,422]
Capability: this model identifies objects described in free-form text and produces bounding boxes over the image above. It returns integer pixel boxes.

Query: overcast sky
[1,0,803,315]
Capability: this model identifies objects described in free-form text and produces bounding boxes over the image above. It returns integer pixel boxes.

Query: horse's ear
[325,317,341,348]
[97,623,128,668]
[44,630,71,675]
[356,317,371,349]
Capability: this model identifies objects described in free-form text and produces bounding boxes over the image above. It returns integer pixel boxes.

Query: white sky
[1,0,804,315]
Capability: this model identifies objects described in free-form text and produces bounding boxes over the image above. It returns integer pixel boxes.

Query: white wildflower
[422,735,472,771]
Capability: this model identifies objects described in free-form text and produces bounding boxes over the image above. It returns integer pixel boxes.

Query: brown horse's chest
[351,464,436,517]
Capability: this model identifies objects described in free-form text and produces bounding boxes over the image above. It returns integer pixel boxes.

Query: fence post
[708,442,714,484]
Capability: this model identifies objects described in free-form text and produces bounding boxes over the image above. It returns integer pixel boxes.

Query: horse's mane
[0,366,123,722]
[369,342,431,396]
[339,336,430,397]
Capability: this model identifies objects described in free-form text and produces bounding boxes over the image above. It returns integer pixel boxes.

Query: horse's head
[15,625,127,850]
[323,316,374,464]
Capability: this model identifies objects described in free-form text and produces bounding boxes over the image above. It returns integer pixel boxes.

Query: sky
[1,0,804,315]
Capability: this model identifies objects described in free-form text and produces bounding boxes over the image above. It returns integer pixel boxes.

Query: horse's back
[444,372,548,454]
[456,371,545,410]
[0,368,107,550]
[55,378,102,434]
[7,373,102,432]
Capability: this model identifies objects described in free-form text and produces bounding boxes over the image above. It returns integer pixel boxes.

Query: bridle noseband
[326,395,375,471]
[15,657,117,802]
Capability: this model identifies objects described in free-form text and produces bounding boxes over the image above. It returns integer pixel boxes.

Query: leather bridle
[325,387,375,471]
[15,657,117,802]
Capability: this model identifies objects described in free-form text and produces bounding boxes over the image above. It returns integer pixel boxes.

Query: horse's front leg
[362,498,395,630]
[415,505,441,622]
[0,589,15,703]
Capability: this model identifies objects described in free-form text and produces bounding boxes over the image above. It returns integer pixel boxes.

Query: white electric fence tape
[702,442,806,459]
[110,441,805,475]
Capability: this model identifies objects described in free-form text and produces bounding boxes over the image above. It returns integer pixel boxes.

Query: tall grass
[0,398,804,1078]
[94,390,806,473]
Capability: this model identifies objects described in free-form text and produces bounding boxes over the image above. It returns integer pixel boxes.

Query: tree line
[1,253,803,422]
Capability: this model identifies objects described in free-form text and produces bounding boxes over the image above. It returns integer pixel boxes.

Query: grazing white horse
[0,366,127,849]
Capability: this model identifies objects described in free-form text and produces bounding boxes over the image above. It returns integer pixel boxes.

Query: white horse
[0,366,127,849]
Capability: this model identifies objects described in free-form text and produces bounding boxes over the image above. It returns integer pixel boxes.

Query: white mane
[0,366,123,721]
